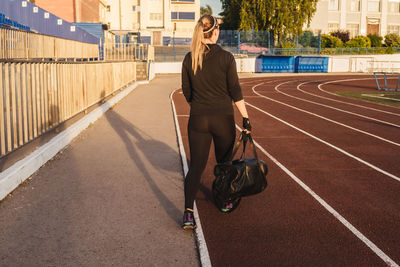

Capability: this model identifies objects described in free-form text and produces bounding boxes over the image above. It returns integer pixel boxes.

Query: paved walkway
[0,75,199,266]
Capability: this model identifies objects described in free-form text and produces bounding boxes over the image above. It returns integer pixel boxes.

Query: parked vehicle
[239,43,268,53]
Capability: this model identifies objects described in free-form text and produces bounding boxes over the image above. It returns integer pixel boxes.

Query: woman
[181,15,252,230]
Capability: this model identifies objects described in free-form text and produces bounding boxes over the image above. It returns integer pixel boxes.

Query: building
[30,0,200,45]
[308,0,400,37]
[30,0,107,23]
[105,0,200,45]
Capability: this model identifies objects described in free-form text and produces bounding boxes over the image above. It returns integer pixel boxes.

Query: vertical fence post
[318,33,321,54]
[237,31,241,53]
[0,62,5,156]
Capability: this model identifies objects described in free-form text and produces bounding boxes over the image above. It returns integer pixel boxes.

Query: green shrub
[385,47,395,54]
[321,34,343,48]
[299,30,319,48]
[330,29,350,43]
[278,40,296,49]
[384,33,400,47]
[367,34,383,47]
[345,36,371,48]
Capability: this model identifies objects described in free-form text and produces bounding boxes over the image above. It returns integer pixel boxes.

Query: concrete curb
[0,80,149,201]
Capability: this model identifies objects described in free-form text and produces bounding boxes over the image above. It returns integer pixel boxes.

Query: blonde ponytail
[190,15,217,75]
[191,22,206,75]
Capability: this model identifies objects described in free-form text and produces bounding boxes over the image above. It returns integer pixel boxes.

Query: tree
[200,4,213,16]
[299,30,319,48]
[219,0,242,30]
[237,0,318,40]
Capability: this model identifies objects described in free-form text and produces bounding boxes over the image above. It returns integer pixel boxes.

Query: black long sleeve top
[181,44,243,115]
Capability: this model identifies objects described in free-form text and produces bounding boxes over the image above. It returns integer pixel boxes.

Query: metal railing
[0,27,99,60]
[367,60,400,73]
[103,42,154,61]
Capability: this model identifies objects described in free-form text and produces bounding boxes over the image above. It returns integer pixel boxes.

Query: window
[150,13,162,21]
[368,0,380,12]
[350,0,360,11]
[328,23,339,32]
[329,0,339,10]
[171,12,195,20]
[387,25,400,34]
[347,24,359,37]
[388,1,400,13]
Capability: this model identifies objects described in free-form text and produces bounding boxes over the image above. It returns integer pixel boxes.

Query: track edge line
[170,89,212,267]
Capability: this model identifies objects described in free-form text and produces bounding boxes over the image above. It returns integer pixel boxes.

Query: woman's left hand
[243,117,251,134]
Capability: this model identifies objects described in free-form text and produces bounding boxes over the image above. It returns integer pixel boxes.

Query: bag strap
[229,132,260,161]
[229,132,244,161]
[248,134,260,160]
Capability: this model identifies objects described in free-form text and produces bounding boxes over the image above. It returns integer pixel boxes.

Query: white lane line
[318,78,400,116]
[234,125,399,267]
[252,82,400,147]
[257,81,400,128]
[293,79,400,116]
[170,89,212,267]
[247,83,400,183]
[362,94,400,102]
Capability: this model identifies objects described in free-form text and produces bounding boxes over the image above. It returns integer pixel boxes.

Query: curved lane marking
[248,82,400,183]
[170,89,212,267]
[294,78,400,116]
[235,125,398,267]
[257,80,400,128]
[254,81,400,147]
[316,78,400,116]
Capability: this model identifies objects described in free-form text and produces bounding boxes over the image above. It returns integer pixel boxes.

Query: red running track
[172,74,400,266]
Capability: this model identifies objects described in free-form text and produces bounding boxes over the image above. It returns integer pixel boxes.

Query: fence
[0,61,137,157]
[367,61,400,73]
[154,30,400,61]
[0,27,99,60]
[103,42,154,61]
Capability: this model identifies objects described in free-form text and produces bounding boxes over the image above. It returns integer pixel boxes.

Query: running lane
[171,75,400,266]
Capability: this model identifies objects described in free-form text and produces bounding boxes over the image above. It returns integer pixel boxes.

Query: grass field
[335,91,400,108]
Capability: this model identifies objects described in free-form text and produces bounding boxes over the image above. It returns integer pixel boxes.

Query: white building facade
[104,0,200,45]
[308,0,400,37]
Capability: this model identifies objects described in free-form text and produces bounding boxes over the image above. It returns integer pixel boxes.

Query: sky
[201,0,223,16]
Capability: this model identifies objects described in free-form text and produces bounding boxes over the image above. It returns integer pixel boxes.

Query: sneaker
[220,197,241,213]
[182,209,197,230]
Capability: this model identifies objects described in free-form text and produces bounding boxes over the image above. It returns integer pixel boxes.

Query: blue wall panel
[256,55,295,73]
[294,56,329,73]
[0,0,99,44]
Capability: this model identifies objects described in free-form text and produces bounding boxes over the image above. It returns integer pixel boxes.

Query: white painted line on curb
[0,81,148,201]
[248,83,400,183]
[170,89,212,267]
[252,81,400,147]
[234,125,399,267]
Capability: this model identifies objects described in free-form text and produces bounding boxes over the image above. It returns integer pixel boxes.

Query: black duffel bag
[212,132,268,205]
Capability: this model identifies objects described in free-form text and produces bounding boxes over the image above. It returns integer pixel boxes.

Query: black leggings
[184,114,236,209]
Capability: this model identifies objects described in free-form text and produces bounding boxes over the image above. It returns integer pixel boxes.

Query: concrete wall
[152,54,400,74]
